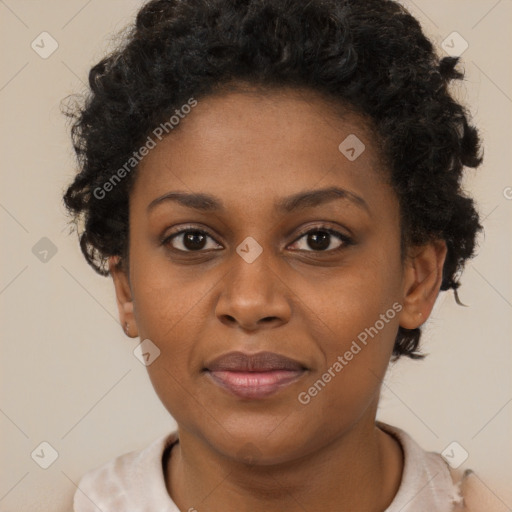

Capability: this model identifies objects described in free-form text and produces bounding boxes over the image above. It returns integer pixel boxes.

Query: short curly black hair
[63,0,483,361]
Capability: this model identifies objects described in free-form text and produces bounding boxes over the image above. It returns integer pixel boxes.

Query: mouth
[203,351,308,399]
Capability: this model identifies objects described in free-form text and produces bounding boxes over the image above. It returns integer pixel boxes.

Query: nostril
[223,314,237,323]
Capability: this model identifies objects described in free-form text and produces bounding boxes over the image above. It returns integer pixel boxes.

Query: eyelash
[161,224,354,254]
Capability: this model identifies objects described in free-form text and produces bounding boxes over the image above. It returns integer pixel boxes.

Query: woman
[63,0,498,510]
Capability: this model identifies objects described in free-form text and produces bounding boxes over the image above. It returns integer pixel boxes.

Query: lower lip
[206,370,305,399]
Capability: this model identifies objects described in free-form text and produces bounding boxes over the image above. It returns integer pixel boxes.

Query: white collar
[74,422,462,512]
[378,421,463,511]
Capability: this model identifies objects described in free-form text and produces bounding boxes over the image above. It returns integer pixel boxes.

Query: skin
[110,86,447,512]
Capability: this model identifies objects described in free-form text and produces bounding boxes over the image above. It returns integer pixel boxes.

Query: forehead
[132,88,390,214]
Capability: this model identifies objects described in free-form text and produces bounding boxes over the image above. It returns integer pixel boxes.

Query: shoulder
[73,431,179,512]
[378,421,504,512]
[449,468,508,512]
[378,421,463,512]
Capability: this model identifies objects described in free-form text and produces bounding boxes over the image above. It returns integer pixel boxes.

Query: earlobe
[399,240,447,330]
[109,256,139,337]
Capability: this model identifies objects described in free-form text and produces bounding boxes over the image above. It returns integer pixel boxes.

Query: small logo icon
[338,134,365,161]
[32,237,58,263]
[441,441,469,469]
[503,186,512,200]
[236,236,263,264]
[236,442,262,464]
[31,32,59,59]
[441,32,469,57]
[31,441,59,469]
[133,339,161,366]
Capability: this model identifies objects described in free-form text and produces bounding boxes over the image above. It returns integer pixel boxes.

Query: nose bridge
[230,246,271,298]
[228,238,276,303]
[215,237,291,329]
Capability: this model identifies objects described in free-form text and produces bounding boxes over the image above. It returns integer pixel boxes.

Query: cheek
[294,280,400,445]
[129,253,212,398]
[130,242,215,338]
[296,243,403,338]
[292,244,402,400]
[130,264,213,424]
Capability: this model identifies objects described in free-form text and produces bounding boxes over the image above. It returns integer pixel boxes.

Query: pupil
[308,231,330,251]
[184,231,206,250]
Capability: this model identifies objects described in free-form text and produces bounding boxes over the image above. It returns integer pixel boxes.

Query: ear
[399,240,448,330]
[109,256,138,338]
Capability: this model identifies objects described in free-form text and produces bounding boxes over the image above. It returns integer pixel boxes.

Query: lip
[204,351,308,399]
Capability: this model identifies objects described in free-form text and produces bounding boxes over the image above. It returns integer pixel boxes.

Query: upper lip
[204,351,307,372]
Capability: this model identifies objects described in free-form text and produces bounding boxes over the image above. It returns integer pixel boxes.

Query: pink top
[72,421,467,511]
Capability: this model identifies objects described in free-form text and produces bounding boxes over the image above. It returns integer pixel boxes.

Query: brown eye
[289,227,353,252]
[164,229,222,252]
[306,231,331,251]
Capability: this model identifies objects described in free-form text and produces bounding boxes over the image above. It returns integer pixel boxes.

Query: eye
[163,227,222,252]
[288,226,353,252]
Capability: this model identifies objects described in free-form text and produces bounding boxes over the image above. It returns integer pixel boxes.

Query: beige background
[1,1,511,510]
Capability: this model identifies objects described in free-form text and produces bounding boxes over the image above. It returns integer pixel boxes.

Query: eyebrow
[147,186,370,215]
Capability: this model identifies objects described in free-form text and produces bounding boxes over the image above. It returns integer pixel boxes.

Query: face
[112,87,445,464]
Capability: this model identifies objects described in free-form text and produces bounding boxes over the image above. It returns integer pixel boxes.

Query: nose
[214,249,292,332]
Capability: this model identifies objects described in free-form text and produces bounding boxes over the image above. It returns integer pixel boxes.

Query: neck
[166,416,404,512]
